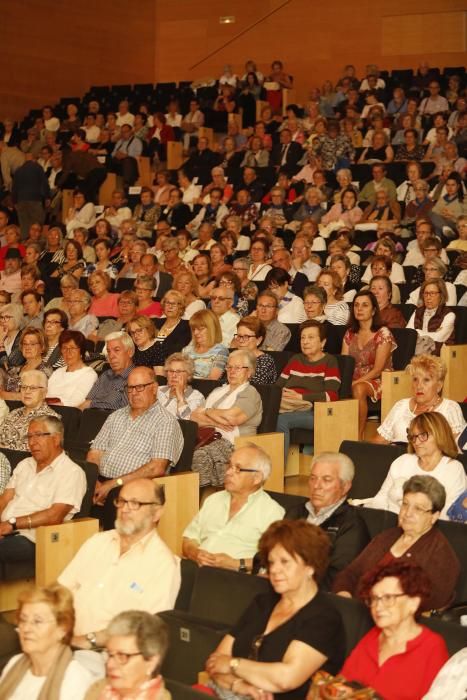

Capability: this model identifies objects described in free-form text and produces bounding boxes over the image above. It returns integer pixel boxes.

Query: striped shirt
[277,353,341,402]
[86,364,134,410]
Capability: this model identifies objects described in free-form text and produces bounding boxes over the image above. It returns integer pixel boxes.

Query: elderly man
[68,288,98,336]
[183,444,284,573]
[290,236,321,283]
[59,478,180,650]
[0,370,59,451]
[256,290,291,351]
[271,248,309,297]
[140,253,173,299]
[286,452,369,587]
[358,164,397,204]
[0,248,22,295]
[88,366,183,529]
[79,331,135,410]
[210,286,240,347]
[0,416,86,574]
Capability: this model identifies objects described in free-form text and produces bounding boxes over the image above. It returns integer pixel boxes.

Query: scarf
[414,305,455,354]
[98,675,166,700]
[0,645,72,700]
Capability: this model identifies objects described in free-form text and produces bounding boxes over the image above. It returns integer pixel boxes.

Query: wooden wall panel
[382,12,467,55]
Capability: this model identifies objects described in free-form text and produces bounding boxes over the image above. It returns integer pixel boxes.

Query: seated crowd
[0,58,465,700]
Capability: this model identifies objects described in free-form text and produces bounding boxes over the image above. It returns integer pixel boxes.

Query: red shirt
[341,625,448,700]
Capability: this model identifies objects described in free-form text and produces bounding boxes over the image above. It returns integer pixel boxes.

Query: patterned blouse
[343,326,397,400]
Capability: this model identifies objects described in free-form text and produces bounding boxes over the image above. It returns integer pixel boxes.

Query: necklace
[411,395,442,415]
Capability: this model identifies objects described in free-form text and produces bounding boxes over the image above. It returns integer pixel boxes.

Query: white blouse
[377,398,466,443]
[47,366,98,407]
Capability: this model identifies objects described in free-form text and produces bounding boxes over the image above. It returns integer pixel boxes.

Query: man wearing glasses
[210,286,239,346]
[0,416,86,574]
[256,290,291,351]
[88,366,183,529]
[182,445,284,573]
[59,478,180,650]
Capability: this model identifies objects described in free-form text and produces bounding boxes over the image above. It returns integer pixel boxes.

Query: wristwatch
[115,478,124,488]
[230,658,241,675]
[8,517,16,531]
[238,558,248,573]
[86,632,98,650]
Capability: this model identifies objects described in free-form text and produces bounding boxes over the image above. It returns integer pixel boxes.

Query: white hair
[310,452,355,483]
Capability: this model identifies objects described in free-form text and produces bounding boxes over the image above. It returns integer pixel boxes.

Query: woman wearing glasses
[46,330,97,407]
[191,349,262,487]
[340,560,448,700]
[406,278,456,356]
[157,353,205,419]
[206,520,344,699]
[0,584,95,700]
[134,274,162,319]
[0,303,24,371]
[183,309,229,380]
[333,475,460,611]
[231,317,277,385]
[356,412,466,519]
[0,327,51,401]
[84,611,168,700]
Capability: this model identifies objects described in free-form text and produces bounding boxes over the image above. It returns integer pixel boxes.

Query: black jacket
[286,500,370,589]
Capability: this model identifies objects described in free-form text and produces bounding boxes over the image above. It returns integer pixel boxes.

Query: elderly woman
[329,254,359,303]
[43,308,68,369]
[46,330,97,406]
[375,354,466,445]
[316,270,350,325]
[88,271,120,318]
[247,238,272,282]
[369,275,406,328]
[91,290,138,341]
[85,239,118,279]
[191,349,263,487]
[265,268,307,324]
[126,316,158,371]
[0,303,24,370]
[321,188,363,230]
[210,243,232,279]
[68,288,99,337]
[406,279,456,356]
[191,254,215,298]
[334,475,460,611]
[172,270,206,319]
[342,291,396,439]
[157,352,205,419]
[183,309,229,380]
[0,584,95,700]
[0,327,51,401]
[117,239,147,279]
[161,238,186,277]
[340,561,448,700]
[84,611,168,700]
[231,316,277,385]
[45,274,79,314]
[358,412,466,518]
[362,188,401,225]
[303,285,328,322]
[65,189,96,235]
[407,257,457,307]
[0,370,58,450]
[276,320,341,459]
[50,239,86,279]
[358,130,394,163]
[134,274,162,318]
[153,290,191,373]
[206,520,344,699]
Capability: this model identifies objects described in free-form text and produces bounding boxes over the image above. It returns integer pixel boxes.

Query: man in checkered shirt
[87,365,183,529]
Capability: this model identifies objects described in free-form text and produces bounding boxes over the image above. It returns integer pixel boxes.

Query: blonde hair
[17,584,75,644]
[189,309,222,346]
[407,354,446,385]
[126,315,156,340]
[407,412,459,459]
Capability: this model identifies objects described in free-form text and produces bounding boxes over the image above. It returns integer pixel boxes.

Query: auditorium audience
[406,279,456,355]
[183,309,229,379]
[80,331,135,410]
[46,330,97,406]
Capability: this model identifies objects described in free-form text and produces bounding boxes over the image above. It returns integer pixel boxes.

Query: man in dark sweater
[286,451,369,588]
[12,154,49,239]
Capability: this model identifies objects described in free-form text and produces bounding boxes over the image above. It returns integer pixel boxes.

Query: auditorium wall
[1,0,465,121]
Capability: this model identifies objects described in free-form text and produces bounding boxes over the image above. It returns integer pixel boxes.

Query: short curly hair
[357,560,431,614]
[258,520,330,582]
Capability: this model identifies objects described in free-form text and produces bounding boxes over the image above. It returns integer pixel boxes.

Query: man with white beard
[58,478,180,649]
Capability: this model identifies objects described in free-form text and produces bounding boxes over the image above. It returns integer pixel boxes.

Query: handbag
[308,671,382,699]
[279,393,313,413]
[195,426,223,449]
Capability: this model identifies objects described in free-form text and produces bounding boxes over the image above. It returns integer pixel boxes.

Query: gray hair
[164,352,195,382]
[229,348,257,373]
[304,285,327,306]
[402,475,446,513]
[29,415,64,446]
[74,288,92,310]
[0,303,24,329]
[21,369,48,389]
[310,452,355,483]
[423,256,447,277]
[106,611,169,673]
[60,274,79,289]
[239,442,272,481]
[104,331,135,355]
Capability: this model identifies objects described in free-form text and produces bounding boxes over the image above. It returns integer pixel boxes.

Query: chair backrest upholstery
[191,378,221,398]
[1,448,31,471]
[172,419,198,473]
[340,440,406,499]
[390,327,418,370]
[323,593,373,659]
[189,566,271,626]
[357,507,398,539]
[421,617,467,656]
[175,558,199,612]
[74,460,98,518]
[68,408,112,458]
[255,384,282,433]
[324,323,347,356]
[53,405,82,449]
[437,520,467,605]
[267,350,293,377]
[336,355,356,399]
[266,490,308,513]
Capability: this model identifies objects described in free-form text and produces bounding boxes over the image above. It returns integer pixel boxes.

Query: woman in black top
[206,520,344,700]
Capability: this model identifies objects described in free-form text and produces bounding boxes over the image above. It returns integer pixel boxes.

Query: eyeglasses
[423,291,440,296]
[129,328,145,335]
[20,384,45,391]
[163,300,181,307]
[234,333,256,341]
[226,465,259,474]
[406,430,429,444]
[27,432,52,439]
[124,382,155,393]
[226,365,249,371]
[22,342,40,348]
[0,315,13,321]
[304,300,321,306]
[400,500,434,515]
[210,296,231,302]
[257,303,276,310]
[167,369,187,375]
[364,593,407,608]
[114,497,160,510]
[45,319,63,325]
[106,651,143,665]
[233,267,247,273]
[17,616,56,628]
